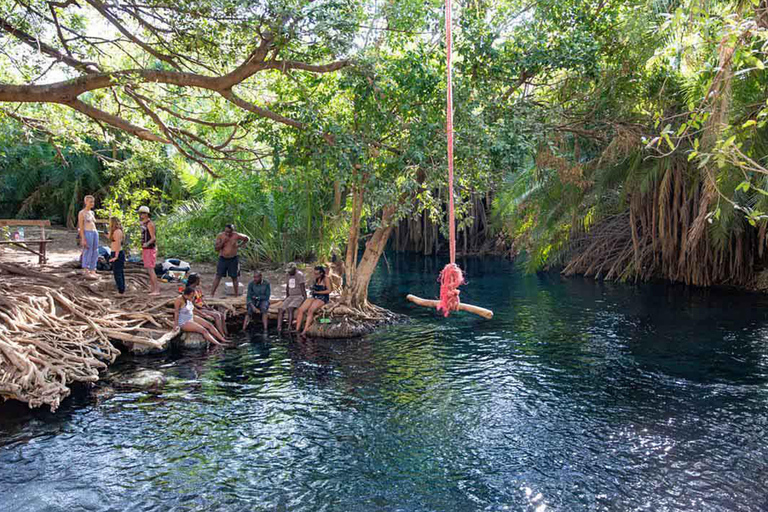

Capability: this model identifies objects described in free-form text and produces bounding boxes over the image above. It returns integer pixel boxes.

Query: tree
[0,0,357,174]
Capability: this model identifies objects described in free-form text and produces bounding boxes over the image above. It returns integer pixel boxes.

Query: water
[2,254,768,511]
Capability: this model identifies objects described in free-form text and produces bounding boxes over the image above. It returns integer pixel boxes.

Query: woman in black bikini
[295,266,332,335]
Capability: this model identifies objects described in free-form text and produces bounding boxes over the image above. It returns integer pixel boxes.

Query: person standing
[244,270,271,331]
[138,206,160,296]
[78,195,99,279]
[277,262,306,333]
[210,224,250,297]
[108,217,126,294]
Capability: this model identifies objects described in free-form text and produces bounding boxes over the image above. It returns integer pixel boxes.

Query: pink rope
[437,0,464,317]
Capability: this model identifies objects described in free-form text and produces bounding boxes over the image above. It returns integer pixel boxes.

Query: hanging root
[437,263,464,317]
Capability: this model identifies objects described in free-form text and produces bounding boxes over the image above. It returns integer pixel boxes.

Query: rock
[224,281,244,296]
[123,369,167,389]
[180,332,208,349]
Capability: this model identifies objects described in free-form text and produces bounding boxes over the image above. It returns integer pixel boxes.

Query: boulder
[122,369,166,389]
[180,332,208,349]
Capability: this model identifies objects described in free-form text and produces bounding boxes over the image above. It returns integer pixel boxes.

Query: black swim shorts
[216,255,239,278]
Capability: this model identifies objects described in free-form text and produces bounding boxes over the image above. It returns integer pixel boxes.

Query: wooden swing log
[406,294,494,319]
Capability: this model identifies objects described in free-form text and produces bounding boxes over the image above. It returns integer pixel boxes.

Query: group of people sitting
[174,263,333,342]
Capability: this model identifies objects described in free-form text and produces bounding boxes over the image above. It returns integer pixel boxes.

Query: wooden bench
[0,220,52,265]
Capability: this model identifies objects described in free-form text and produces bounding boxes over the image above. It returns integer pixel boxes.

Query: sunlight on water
[2,254,768,511]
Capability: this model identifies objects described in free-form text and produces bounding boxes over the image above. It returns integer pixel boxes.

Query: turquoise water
[1,254,768,511]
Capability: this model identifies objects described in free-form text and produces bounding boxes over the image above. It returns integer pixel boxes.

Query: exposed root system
[0,263,174,410]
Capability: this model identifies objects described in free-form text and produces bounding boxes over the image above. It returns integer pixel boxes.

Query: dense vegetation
[2,0,768,296]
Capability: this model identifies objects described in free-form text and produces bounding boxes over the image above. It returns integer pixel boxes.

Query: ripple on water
[2,256,768,511]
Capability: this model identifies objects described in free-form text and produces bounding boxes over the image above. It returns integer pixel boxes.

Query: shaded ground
[0,226,288,301]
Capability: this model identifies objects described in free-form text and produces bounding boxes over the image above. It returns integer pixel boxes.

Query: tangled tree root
[303,301,404,338]
[0,261,403,410]
[0,263,176,411]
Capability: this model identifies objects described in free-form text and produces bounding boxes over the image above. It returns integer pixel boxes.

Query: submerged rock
[179,332,208,349]
[122,370,167,389]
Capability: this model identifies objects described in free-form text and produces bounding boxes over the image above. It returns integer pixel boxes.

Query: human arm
[235,232,250,247]
[214,233,225,252]
[247,282,254,304]
[265,282,271,302]
[173,297,180,325]
[300,283,307,299]
[109,229,122,262]
[78,211,86,247]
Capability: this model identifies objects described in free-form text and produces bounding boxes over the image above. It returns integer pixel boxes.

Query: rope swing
[406,0,493,320]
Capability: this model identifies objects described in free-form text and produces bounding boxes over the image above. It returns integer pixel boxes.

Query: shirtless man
[210,224,250,297]
[77,195,99,279]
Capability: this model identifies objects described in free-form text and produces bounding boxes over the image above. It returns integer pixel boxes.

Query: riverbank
[0,228,400,410]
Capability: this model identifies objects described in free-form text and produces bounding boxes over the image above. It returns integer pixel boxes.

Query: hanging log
[405,294,494,319]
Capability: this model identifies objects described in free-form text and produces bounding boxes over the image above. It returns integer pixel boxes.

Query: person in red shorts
[138,206,160,296]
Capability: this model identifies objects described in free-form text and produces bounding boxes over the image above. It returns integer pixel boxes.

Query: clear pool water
[1,254,767,511]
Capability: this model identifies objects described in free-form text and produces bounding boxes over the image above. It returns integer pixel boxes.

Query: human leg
[277,308,285,332]
[230,256,240,296]
[181,320,218,345]
[260,300,269,331]
[301,300,323,334]
[295,300,311,333]
[195,317,226,343]
[143,248,160,295]
[113,251,126,294]
[287,308,296,331]
[83,231,99,274]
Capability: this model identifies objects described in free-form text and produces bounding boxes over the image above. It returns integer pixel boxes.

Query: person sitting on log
[277,262,306,333]
[296,266,332,336]
[186,272,228,336]
[244,270,270,332]
[174,286,226,345]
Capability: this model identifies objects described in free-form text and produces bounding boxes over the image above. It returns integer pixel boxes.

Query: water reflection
[2,254,768,511]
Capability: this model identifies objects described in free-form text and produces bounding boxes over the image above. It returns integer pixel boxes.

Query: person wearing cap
[277,262,306,333]
[138,206,160,296]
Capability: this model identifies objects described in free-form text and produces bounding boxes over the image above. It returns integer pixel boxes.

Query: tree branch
[67,99,168,142]
[83,0,182,70]
[0,15,98,73]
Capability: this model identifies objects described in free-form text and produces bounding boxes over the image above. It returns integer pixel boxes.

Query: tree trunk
[333,180,343,215]
[343,205,396,309]
[344,185,364,285]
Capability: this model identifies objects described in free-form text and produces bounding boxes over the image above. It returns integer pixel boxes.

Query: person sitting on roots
[295,266,332,336]
[244,270,271,331]
[174,286,227,345]
[186,272,228,336]
[211,224,250,297]
[277,262,306,333]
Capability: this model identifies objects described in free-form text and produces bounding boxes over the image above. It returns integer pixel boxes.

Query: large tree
[0,0,358,173]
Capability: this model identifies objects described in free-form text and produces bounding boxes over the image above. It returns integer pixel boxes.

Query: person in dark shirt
[296,266,331,336]
[244,270,270,331]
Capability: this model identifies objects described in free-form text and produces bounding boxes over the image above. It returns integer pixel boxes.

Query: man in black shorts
[210,224,250,297]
